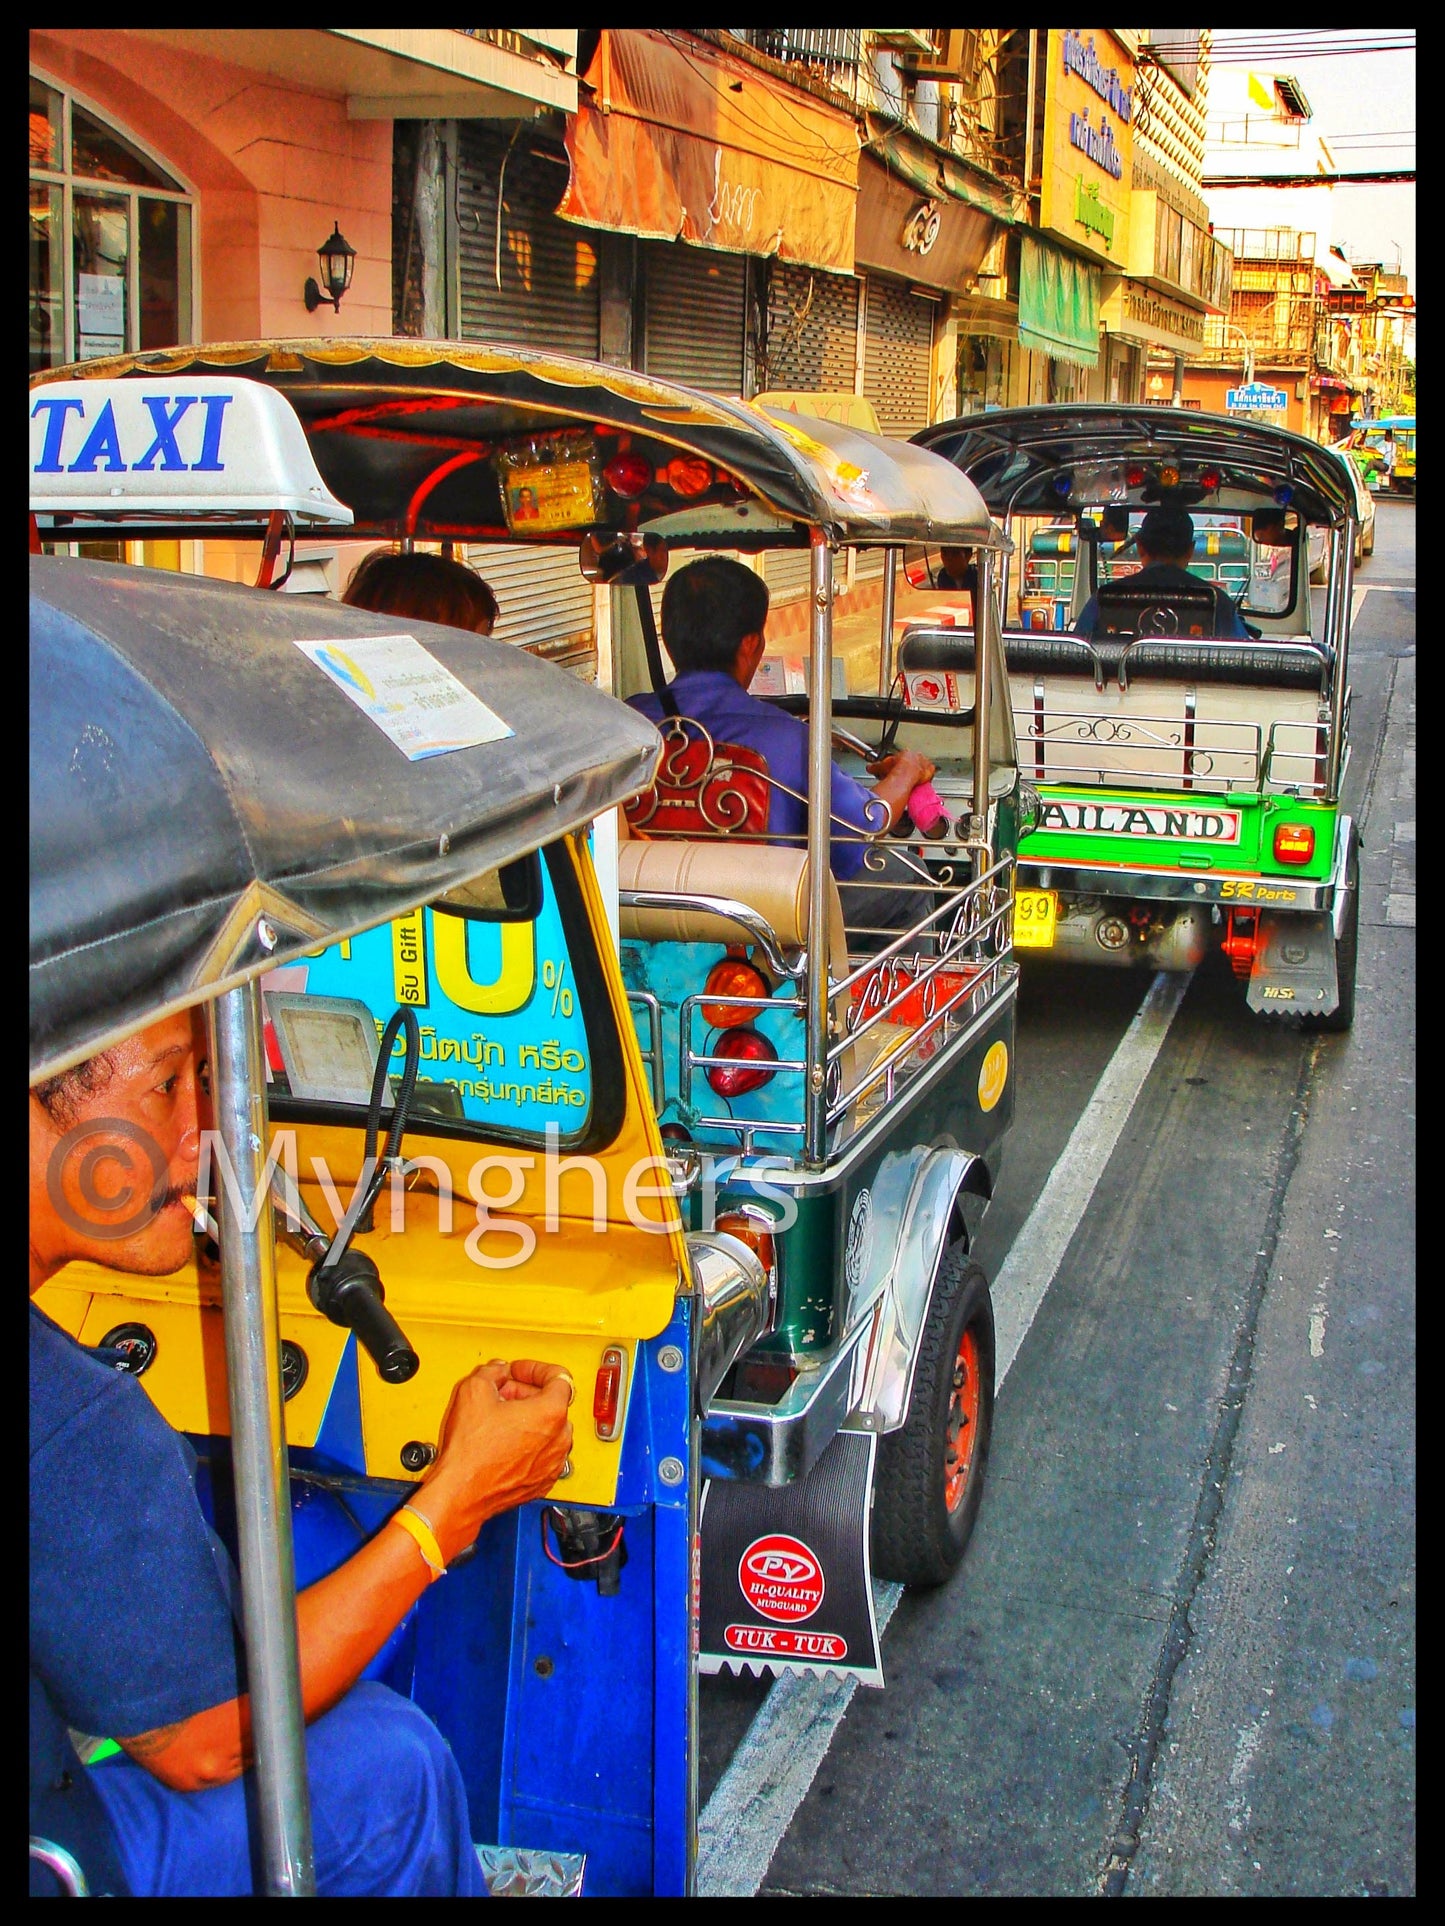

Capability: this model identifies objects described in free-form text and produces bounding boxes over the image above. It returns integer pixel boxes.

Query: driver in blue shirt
[30,1009,574,1896]
[627,558,937,937]
[1074,504,1250,640]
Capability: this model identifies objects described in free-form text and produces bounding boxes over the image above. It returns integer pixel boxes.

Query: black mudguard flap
[1246,908,1339,1015]
[699,1427,883,1688]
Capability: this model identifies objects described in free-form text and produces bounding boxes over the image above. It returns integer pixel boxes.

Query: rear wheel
[872,1248,995,1588]
[1302,828,1359,1033]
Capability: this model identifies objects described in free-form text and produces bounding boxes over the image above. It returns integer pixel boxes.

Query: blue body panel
[193,1307,695,1896]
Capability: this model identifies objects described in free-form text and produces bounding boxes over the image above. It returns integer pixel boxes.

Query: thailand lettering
[1037,800,1242,844]
[1124,287,1206,343]
[1062,30,1133,122]
[30,392,233,473]
[1069,107,1123,180]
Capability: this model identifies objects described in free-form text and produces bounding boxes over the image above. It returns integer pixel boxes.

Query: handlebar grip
[308,1248,420,1384]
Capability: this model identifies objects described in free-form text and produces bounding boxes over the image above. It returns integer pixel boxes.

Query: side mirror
[580,530,669,585]
[431,852,542,922]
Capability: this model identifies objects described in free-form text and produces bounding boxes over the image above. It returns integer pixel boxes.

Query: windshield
[264,841,622,1152]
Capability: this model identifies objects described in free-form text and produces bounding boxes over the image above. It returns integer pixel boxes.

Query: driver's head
[660,558,770,675]
[1136,504,1196,567]
[30,1010,211,1288]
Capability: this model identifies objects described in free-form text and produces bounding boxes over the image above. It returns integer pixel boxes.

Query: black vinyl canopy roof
[31,337,996,551]
[30,556,661,1082]
[914,405,1359,527]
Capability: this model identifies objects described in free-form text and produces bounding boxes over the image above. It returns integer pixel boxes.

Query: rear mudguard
[856,1147,992,1433]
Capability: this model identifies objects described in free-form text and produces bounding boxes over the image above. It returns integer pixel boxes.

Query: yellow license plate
[1013,888,1059,949]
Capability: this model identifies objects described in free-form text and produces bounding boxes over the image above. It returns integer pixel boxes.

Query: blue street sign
[1226,383,1289,412]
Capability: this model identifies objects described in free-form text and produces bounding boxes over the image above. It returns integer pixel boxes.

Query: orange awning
[558,29,859,275]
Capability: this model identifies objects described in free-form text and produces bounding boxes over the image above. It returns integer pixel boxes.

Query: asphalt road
[699,501,1416,1897]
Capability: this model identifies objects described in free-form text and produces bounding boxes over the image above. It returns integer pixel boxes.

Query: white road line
[696,969,1193,1897]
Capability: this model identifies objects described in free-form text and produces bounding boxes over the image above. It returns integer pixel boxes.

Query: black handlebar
[308,1247,420,1384]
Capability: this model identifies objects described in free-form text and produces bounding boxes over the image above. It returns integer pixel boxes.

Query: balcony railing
[734,28,862,93]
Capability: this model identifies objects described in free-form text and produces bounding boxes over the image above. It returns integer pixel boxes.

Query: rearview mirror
[580,530,669,585]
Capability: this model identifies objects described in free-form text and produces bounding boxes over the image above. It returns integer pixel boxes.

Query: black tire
[1301,828,1359,1033]
[871,1248,995,1588]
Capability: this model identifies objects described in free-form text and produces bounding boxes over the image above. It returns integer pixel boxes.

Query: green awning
[1019,235,1101,368]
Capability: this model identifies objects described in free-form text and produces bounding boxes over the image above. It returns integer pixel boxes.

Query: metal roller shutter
[763,549,813,605]
[862,276,936,437]
[457,125,600,355]
[456,126,600,664]
[642,243,746,394]
[761,262,860,392]
[466,543,595,675]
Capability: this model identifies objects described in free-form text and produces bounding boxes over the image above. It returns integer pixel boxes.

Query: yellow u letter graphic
[431,913,536,1014]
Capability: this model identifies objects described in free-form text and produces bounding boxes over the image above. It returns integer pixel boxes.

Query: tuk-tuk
[912,406,1360,1029]
[31,342,1021,1892]
[1350,414,1415,497]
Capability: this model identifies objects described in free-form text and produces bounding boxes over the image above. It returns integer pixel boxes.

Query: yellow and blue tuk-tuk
[31,343,1021,1892]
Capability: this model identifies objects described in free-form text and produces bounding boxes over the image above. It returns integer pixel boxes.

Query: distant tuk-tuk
[1350,414,1415,497]
[913,406,1361,1029]
[31,341,1021,1893]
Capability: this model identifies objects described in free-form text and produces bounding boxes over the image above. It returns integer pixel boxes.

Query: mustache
[148,1175,198,1216]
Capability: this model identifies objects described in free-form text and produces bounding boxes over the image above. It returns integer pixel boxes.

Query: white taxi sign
[29,376,352,527]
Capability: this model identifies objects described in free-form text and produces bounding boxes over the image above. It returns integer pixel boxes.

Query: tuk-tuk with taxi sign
[31,342,1021,1888]
[912,406,1362,1029]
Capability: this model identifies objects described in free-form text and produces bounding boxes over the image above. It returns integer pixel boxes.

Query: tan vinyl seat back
[617,838,847,978]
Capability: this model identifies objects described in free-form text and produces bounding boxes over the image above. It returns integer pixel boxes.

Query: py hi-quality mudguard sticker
[699,1427,882,1686]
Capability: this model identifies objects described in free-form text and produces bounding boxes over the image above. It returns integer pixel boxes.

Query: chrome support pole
[209,982,316,1897]
[805,531,834,1168]
[1324,521,1354,803]
[972,547,996,827]
[877,547,898,695]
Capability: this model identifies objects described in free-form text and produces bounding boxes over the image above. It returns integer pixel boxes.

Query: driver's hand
[421,1360,573,1559]
[867,749,936,788]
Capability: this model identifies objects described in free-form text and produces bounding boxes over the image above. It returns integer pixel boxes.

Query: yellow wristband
[390,1503,447,1581]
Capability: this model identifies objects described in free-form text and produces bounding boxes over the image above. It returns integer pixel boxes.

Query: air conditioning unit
[899,29,977,82]
[872,29,936,55]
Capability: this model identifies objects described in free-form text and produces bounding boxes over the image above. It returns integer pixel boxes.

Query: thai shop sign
[1100,277,1207,354]
[1227,383,1290,413]
[1039,29,1134,269]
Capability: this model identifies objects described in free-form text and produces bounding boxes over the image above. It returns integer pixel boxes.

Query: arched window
[30,72,196,373]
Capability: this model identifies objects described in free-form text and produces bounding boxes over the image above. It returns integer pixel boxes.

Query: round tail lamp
[702,956,771,1029]
[706,1027,778,1097]
[603,452,654,499]
[1126,463,1147,488]
[664,456,714,498]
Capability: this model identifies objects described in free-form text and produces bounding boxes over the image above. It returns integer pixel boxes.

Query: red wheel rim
[944,1325,982,1514]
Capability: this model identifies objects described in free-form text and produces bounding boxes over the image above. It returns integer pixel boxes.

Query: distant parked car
[1309,456,1374,579]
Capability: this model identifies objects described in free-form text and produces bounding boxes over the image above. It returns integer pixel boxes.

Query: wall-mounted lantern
[304,223,357,314]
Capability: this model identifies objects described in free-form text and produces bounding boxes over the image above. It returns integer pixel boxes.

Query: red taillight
[1126,463,1146,488]
[1273,822,1316,865]
[702,956,770,1028]
[594,1344,626,1441]
[706,1027,778,1097]
[664,456,713,497]
[1199,467,1221,491]
[603,452,654,499]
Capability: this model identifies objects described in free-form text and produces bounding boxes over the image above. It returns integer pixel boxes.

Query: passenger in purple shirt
[628,559,935,931]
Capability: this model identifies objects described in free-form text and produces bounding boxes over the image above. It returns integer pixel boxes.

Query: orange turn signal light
[664,455,714,497]
[702,956,771,1029]
[1273,822,1316,865]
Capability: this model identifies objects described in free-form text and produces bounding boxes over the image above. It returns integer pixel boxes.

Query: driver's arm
[864,749,937,833]
[117,1359,572,1792]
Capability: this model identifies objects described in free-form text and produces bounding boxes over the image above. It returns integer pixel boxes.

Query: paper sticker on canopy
[29,557,662,1081]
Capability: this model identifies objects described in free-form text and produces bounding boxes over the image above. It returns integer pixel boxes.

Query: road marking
[990,970,1193,1381]
[697,969,1193,1897]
